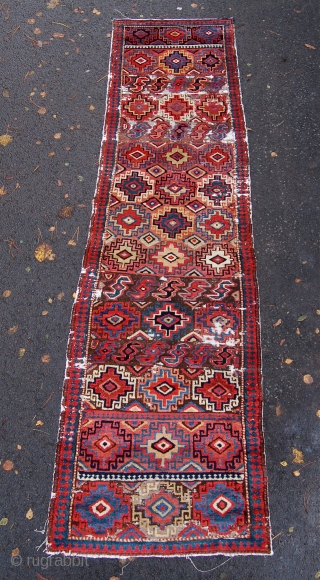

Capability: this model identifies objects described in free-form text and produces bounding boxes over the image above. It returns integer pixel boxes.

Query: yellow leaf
[41,354,51,363]
[3,460,14,471]
[315,572,320,578]
[288,526,294,533]
[0,186,8,196]
[26,508,33,520]
[0,134,13,146]
[273,319,282,327]
[68,239,77,246]
[8,326,18,335]
[3,290,11,297]
[316,410,320,418]
[59,205,74,218]
[57,292,64,300]
[280,461,287,466]
[89,104,95,111]
[292,448,304,464]
[93,8,101,14]
[0,517,8,525]
[48,297,53,303]
[292,470,300,476]
[11,548,19,557]
[35,420,44,426]
[54,132,61,139]
[285,358,293,364]
[34,243,55,262]
[72,292,76,298]
[303,374,314,385]
[18,348,26,357]
[315,328,319,334]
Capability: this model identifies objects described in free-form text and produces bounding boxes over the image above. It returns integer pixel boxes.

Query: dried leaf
[89,104,95,111]
[54,132,61,139]
[191,2,198,6]
[34,28,41,35]
[11,548,19,557]
[57,292,64,300]
[93,8,101,14]
[0,134,13,147]
[59,205,74,218]
[298,315,307,321]
[53,32,65,38]
[276,403,282,416]
[3,460,14,471]
[288,526,294,533]
[316,328,320,334]
[296,327,300,335]
[292,448,304,464]
[303,374,314,385]
[315,573,320,579]
[41,354,51,363]
[17,444,22,450]
[26,508,33,520]
[3,290,11,297]
[280,461,287,466]
[0,518,8,525]
[285,358,293,365]
[293,470,300,477]
[0,186,8,196]
[47,0,60,7]
[270,151,278,157]
[316,410,320,418]
[38,107,46,115]
[68,239,77,246]
[273,319,282,327]
[35,420,44,426]
[27,18,36,24]
[295,278,301,283]
[316,310,320,315]
[305,43,316,50]
[2,90,9,98]
[41,310,49,316]
[18,348,26,357]
[8,326,18,335]
[280,339,286,346]
[34,243,55,262]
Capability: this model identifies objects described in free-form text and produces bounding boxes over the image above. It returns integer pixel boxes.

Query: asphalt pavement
[1,0,319,578]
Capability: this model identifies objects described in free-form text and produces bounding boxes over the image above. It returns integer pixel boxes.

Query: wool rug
[47,19,271,557]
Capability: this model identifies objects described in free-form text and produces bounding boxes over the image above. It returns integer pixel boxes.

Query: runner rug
[47,19,271,557]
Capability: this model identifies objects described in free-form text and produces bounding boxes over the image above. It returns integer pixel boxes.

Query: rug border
[46,18,272,557]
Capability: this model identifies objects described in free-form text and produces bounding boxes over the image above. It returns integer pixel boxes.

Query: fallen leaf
[35,420,44,426]
[54,132,61,139]
[315,573,320,579]
[38,107,46,115]
[292,448,304,464]
[296,327,300,335]
[34,243,55,262]
[280,339,286,346]
[276,403,282,416]
[298,315,307,321]
[48,151,55,156]
[273,319,282,327]
[305,43,316,50]
[3,290,11,297]
[26,508,33,520]
[316,328,320,334]
[288,526,294,533]
[59,205,74,218]
[271,151,278,157]
[57,292,64,300]
[68,239,77,246]
[8,326,18,335]
[0,518,8,525]
[89,104,95,111]
[285,358,293,365]
[27,18,36,24]
[93,8,101,14]
[316,410,320,418]
[11,548,19,557]
[53,32,65,38]
[3,460,14,471]
[0,134,13,147]
[293,470,300,477]
[303,374,314,385]
[72,292,76,298]
[316,310,320,315]
[295,278,301,283]
[47,0,60,7]
[17,444,22,450]
[109,577,120,580]
[18,348,26,357]
[48,297,53,303]
[41,354,51,363]
[2,90,9,98]
[34,28,42,35]
[191,2,198,6]
[41,310,49,316]
[0,186,8,196]
[280,461,287,466]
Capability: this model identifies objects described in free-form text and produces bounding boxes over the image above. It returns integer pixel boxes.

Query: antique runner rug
[47,19,271,557]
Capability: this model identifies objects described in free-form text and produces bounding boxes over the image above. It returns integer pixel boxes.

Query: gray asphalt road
[1,1,319,578]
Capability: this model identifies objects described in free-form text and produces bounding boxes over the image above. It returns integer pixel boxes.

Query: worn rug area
[47,19,271,557]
